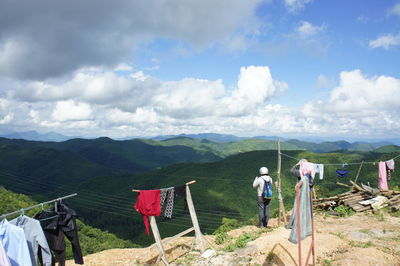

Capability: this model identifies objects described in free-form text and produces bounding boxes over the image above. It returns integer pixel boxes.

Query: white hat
[259,167,268,175]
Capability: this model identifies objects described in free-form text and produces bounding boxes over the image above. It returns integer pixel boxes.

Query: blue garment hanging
[336,169,349,178]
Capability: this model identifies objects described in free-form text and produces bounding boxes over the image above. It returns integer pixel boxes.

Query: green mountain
[0,186,138,258]
[144,137,301,157]
[0,137,221,173]
[285,139,383,153]
[1,136,399,247]
[30,149,399,246]
[374,145,400,153]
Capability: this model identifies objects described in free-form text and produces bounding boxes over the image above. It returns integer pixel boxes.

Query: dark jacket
[34,203,83,266]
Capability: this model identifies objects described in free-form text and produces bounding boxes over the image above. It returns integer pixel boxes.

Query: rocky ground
[67,210,400,265]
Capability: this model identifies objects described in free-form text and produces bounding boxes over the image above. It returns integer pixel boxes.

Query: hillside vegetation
[0,136,399,248]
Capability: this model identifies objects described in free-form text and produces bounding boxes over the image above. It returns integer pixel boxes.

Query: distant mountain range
[0,130,74,142]
[1,130,399,153]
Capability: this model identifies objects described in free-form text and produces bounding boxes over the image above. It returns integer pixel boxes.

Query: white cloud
[369,33,400,50]
[0,66,399,139]
[220,66,283,116]
[52,100,93,122]
[326,70,400,112]
[284,0,313,13]
[114,63,133,72]
[388,3,400,16]
[0,114,13,124]
[297,21,326,38]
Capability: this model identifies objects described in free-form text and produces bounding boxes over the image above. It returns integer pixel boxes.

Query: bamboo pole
[277,139,287,225]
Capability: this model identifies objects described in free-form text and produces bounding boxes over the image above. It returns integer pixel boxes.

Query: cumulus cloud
[0,0,263,80]
[52,100,93,122]
[369,33,400,50]
[297,21,326,38]
[299,70,400,136]
[0,66,399,139]
[388,3,400,16]
[284,0,313,13]
[326,70,400,112]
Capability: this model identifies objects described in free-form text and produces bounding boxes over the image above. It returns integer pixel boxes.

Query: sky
[0,0,399,140]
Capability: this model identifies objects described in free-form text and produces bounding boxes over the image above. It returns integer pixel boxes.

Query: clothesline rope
[279,152,400,166]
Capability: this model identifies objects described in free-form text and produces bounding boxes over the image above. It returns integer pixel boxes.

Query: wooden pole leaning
[149,216,169,266]
[185,181,206,253]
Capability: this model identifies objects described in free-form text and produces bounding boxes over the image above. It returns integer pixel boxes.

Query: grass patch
[358,229,373,235]
[329,232,345,239]
[223,232,258,252]
[348,240,374,248]
[334,205,355,217]
[321,259,334,266]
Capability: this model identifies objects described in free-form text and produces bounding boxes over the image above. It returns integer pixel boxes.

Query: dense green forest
[0,136,399,249]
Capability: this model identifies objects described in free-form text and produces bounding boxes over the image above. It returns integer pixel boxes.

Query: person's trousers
[257,196,271,227]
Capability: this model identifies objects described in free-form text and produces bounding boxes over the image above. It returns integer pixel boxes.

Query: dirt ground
[66,211,400,265]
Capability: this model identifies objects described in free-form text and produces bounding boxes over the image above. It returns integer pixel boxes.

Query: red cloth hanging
[134,189,161,235]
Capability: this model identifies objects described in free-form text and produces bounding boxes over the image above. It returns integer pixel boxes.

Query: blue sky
[0,0,399,140]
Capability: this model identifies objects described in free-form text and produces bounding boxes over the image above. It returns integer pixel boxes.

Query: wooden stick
[350,180,367,192]
[336,182,352,188]
[354,161,364,183]
[132,180,197,192]
[149,216,169,266]
[186,185,205,253]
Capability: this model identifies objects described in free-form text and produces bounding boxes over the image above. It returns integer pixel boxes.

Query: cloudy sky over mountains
[0,0,399,139]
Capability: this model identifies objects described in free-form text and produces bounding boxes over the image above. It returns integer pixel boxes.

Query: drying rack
[132,180,205,265]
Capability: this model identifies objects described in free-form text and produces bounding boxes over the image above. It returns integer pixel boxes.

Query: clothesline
[132,180,196,192]
[279,152,400,166]
[0,193,77,219]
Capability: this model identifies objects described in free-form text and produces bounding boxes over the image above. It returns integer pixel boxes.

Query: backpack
[262,177,273,199]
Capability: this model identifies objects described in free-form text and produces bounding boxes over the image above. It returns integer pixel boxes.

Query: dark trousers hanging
[35,205,84,265]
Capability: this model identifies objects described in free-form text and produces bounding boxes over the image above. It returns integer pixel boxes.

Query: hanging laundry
[299,160,313,177]
[160,187,175,219]
[174,185,188,210]
[34,203,84,265]
[336,169,349,178]
[386,159,395,181]
[378,161,388,190]
[10,215,52,266]
[312,164,324,180]
[0,241,11,266]
[134,190,161,235]
[386,159,395,171]
[0,219,33,266]
[287,176,312,244]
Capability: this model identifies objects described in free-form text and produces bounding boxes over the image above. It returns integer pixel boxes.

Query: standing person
[253,167,273,228]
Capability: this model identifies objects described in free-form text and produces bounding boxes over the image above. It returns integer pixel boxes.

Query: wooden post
[186,184,205,253]
[354,161,364,183]
[277,139,287,225]
[149,216,169,266]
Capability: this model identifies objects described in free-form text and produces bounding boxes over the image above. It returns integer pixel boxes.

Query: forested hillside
[1,136,399,247]
[0,137,221,173]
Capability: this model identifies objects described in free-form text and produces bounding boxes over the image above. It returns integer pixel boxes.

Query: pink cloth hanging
[300,160,313,177]
[378,161,388,190]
